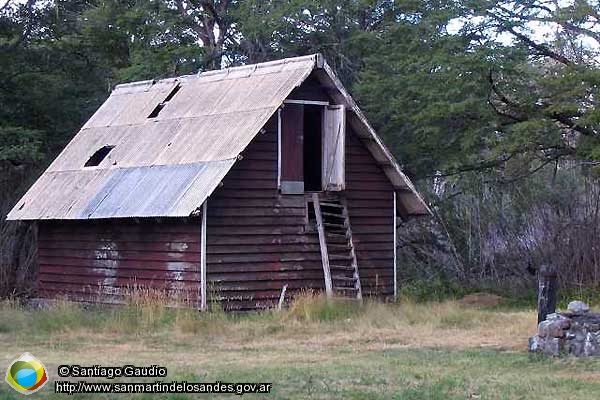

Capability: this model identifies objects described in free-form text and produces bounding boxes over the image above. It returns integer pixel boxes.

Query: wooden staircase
[312,193,362,300]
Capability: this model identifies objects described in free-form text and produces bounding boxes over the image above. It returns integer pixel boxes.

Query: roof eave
[311,56,431,218]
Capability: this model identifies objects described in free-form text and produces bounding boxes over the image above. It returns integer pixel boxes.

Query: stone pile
[529,301,600,357]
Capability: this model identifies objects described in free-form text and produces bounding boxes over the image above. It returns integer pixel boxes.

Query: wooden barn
[7,54,429,311]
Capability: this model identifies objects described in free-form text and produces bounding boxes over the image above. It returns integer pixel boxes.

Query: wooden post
[313,193,333,298]
[200,200,208,311]
[537,264,557,323]
[277,284,288,310]
[393,192,397,300]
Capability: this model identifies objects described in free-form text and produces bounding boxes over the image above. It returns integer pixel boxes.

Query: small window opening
[148,84,181,118]
[85,145,114,167]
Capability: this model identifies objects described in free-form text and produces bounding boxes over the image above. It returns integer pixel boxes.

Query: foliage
[3,0,600,296]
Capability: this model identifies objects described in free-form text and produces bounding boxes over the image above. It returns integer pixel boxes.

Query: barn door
[322,105,345,191]
[280,104,304,194]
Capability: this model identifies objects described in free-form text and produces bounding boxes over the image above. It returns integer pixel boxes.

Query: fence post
[537,264,558,324]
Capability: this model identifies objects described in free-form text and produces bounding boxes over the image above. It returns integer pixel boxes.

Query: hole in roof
[18,203,25,210]
[85,145,115,167]
[148,84,181,118]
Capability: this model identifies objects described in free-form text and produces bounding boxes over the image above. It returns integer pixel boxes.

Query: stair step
[325,227,348,233]
[334,286,358,292]
[323,222,346,229]
[319,202,343,208]
[330,264,354,270]
[328,249,351,255]
[332,276,356,282]
[327,243,350,248]
[321,211,344,218]
[325,232,348,238]
[330,254,353,261]
[313,193,362,301]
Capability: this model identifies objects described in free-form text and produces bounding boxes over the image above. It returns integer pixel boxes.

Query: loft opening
[279,101,345,194]
[304,105,322,191]
[84,145,115,167]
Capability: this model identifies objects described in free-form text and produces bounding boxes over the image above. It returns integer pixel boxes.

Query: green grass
[0,294,599,399]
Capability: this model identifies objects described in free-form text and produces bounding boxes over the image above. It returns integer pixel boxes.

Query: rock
[544,338,563,356]
[538,320,566,337]
[538,320,551,337]
[529,335,544,352]
[532,301,600,357]
[584,333,599,356]
[546,313,562,321]
[569,339,585,357]
[556,318,571,330]
[568,301,590,315]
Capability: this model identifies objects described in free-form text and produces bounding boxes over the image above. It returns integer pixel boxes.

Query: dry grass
[1,292,598,399]
[0,291,537,350]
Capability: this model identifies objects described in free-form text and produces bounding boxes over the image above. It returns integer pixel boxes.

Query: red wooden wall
[35,76,396,309]
[345,133,395,297]
[206,115,324,310]
[37,218,201,304]
[205,116,395,310]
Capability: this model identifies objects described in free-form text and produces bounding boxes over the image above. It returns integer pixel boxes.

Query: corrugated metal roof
[7,53,429,220]
[9,161,234,220]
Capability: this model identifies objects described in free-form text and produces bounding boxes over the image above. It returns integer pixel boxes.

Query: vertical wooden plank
[322,105,345,191]
[313,193,333,298]
[277,107,282,190]
[280,104,304,194]
[393,191,397,300]
[278,284,288,310]
[200,200,208,311]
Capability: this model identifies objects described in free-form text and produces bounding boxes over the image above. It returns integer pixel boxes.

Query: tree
[231,0,403,85]
[352,3,501,178]
[464,0,600,173]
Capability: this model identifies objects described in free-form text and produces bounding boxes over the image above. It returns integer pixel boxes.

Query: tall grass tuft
[284,290,362,322]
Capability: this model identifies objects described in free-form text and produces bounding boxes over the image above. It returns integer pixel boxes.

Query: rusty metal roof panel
[7,161,235,220]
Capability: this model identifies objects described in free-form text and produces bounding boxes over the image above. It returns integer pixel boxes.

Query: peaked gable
[7,54,428,221]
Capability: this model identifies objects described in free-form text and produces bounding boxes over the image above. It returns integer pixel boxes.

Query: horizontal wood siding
[37,218,201,304]
[35,93,395,309]
[207,115,323,310]
[345,128,395,298]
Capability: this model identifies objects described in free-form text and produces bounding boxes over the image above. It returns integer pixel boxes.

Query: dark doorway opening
[303,105,322,191]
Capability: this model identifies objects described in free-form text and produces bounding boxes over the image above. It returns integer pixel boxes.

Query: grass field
[1,294,599,399]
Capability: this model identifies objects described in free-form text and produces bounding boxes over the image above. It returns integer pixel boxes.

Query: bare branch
[505,26,573,66]
[0,0,13,13]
